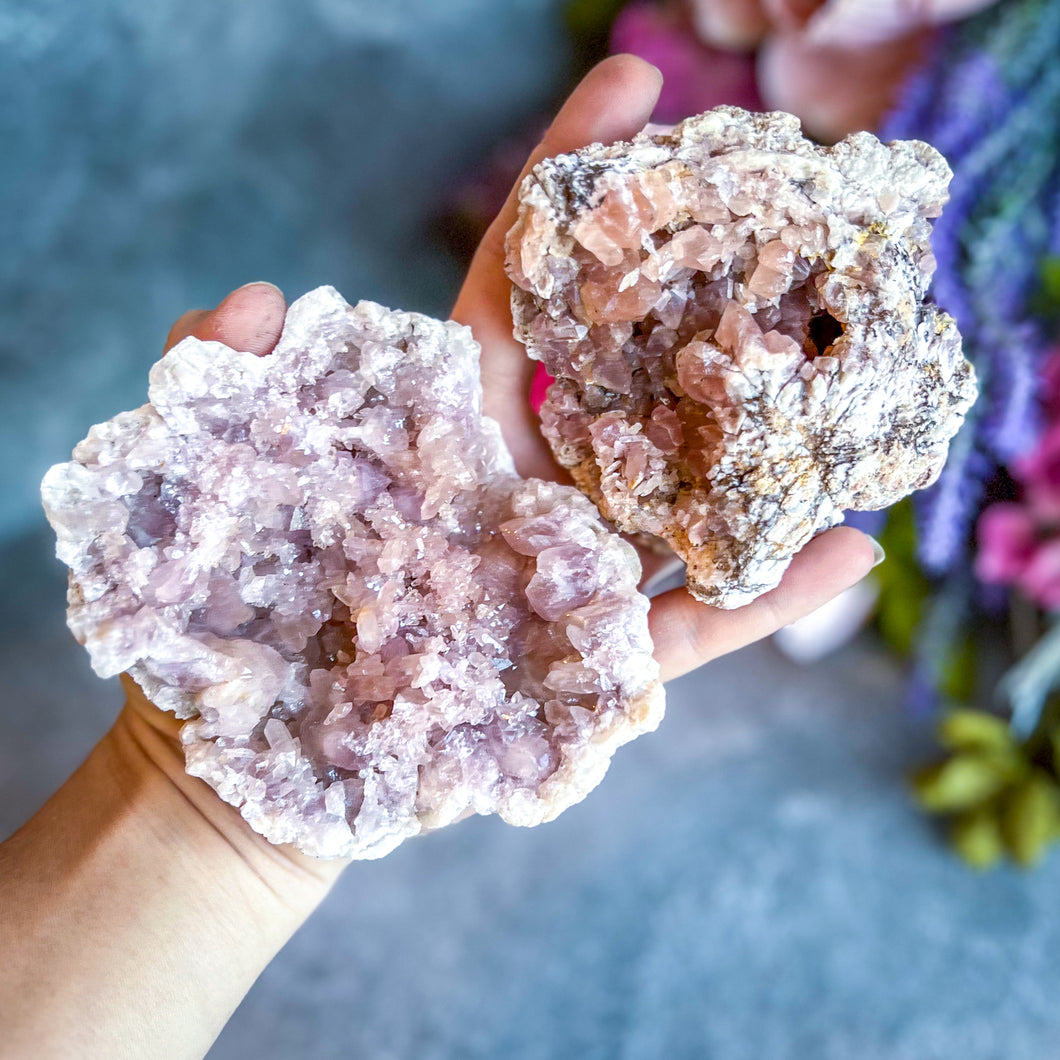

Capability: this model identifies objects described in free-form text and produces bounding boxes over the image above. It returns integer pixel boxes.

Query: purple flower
[915,426,988,574]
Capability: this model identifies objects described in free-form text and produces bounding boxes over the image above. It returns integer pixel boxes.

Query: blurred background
[4,1,1060,1057]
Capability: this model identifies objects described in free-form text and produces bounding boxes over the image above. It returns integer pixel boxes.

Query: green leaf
[999,769,1060,867]
[874,500,931,656]
[951,805,1004,869]
[912,752,1026,813]
[877,498,920,565]
[938,709,1016,754]
[877,583,927,657]
[1051,726,1060,777]
[1040,257,1060,302]
[938,637,978,703]
[1030,256,1060,321]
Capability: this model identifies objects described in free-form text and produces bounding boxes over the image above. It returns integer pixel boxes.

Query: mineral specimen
[506,106,978,607]
[41,287,663,859]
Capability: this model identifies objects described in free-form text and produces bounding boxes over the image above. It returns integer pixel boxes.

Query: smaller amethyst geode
[41,287,663,859]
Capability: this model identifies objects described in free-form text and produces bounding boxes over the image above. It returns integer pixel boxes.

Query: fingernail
[214,282,283,311]
[234,281,283,295]
[868,536,886,568]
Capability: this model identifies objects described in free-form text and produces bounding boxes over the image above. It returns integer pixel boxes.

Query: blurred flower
[611,2,762,123]
[977,505,1040,589]
[757,31,932,141]
[691,0,1002,50]
[1040,345,1060,421]
[1020,421,1060,520]
[977,348,1060,610]
[881,1,1060,581]
[687,0,1001,140]
[690,0,772,49]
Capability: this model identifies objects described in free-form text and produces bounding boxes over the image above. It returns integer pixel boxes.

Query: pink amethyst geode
[507,106,978,607]
[41,287,663,859]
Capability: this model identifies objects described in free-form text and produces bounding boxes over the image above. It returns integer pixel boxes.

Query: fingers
[649,527,877,682]
[163,282,287,356]
[164,310,211,351]
[451,55,663,478]
[456,53,663,319]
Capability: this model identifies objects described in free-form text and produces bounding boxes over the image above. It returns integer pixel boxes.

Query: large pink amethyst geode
[507,107,978,607]
[41,287,663,859]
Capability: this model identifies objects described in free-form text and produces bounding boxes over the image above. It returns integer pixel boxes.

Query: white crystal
[506,107,978,607]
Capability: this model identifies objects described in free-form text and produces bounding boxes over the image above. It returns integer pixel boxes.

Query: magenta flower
[611,2,762,124]
[976,504,1039,585]
[1040,348,1060,421]
[1021,539,1060,610]
[1017,423,1060,521]
[977,346,1060,610]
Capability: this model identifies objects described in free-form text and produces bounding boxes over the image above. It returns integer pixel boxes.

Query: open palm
[165,56,875,688]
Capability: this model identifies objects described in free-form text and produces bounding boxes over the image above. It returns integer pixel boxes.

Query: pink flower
[976,504,1039,585]
[686,0,1002,140]
[1021,539,1060,610]
[756,32,932,142]
[977,347,1060,610]
[611,2,762,124]
[1040,347,1060,420]
[1017,422,1060,520]
[976,502,1060,610]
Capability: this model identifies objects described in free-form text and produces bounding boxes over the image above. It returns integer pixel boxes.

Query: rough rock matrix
[41,287,663,859]
[507,106,978,607]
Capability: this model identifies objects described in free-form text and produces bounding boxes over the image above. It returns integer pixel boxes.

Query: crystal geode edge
[506,106,978,607]
[42,287,664,859]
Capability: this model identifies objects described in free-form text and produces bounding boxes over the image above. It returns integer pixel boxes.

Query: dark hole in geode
[807,311,843,358]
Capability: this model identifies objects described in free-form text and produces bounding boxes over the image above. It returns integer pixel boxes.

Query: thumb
[163,282,287,356]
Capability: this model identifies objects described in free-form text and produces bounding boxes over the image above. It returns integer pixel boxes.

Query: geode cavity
[41,287,663,859]
[507,107,978,607]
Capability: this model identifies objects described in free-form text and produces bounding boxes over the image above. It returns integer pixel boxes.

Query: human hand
[120,281,347,884]
[0,281,345,1060]
[0,59,878,1060]
[126,58,875,813]
[450,54,877,683]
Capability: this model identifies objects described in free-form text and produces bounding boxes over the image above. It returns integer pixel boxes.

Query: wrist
[113,677,348,906]
[0,684,346,1059]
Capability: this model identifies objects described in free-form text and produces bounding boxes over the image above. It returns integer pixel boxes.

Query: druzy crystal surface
[507,107,978,607]
[41,287,663,859]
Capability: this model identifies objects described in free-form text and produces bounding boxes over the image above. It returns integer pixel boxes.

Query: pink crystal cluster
[507,106,978,607]
[41,288,663,859]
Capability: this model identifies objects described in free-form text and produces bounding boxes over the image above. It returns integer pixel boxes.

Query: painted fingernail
[868,536,886,568]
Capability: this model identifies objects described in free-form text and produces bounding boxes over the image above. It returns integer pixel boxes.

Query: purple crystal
[41,288,663,859]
